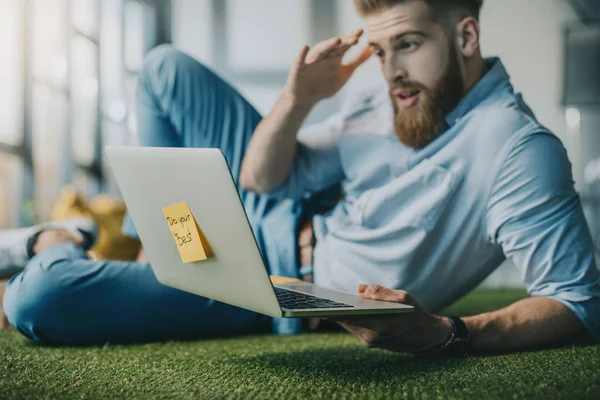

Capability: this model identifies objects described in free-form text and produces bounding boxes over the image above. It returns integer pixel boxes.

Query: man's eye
[375,50,385,58]
[398,41,417,51]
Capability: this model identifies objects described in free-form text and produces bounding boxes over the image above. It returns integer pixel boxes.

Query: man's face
[365,0,465,148]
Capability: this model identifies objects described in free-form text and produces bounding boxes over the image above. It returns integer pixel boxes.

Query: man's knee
[3,260,71,342]
[140,44,212,89]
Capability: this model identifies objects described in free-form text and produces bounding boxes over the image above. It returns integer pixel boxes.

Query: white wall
[480,0,576,153]
[171,0,581,288]
[171,0,213,66]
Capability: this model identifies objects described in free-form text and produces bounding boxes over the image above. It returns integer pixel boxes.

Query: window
[226,0,310,72]
[0,0,170,226]
[32,85,68,222]
[32,0,69,88]
[100,0,125,123]
[0,0,24,147]
[174,0,340,122]
[71,34,99,166]
[72,0,99,40]
[124,0,148,72]
[0,154,22,229]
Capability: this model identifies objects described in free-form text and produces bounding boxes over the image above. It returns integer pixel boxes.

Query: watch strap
[441,315,471,353]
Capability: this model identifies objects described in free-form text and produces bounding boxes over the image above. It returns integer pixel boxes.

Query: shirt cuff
[546,294,600,342]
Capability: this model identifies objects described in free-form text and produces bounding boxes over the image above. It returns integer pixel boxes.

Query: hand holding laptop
[328,284,453,353]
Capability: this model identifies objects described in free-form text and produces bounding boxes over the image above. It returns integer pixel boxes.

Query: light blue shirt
[271,58,600,340]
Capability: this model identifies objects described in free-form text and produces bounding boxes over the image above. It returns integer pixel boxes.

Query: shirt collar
[444,57,511,128]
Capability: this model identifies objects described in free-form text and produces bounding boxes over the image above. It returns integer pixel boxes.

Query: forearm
[463,296,589,353]
[239,92,315,193]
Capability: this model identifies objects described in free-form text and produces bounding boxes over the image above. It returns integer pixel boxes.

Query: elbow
[239,168,266,194]
[239,159,286,194]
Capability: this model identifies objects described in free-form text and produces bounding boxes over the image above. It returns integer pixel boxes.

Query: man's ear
[456,17,480,57]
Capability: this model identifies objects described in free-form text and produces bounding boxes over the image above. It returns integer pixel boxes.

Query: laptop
[105,146,413,318]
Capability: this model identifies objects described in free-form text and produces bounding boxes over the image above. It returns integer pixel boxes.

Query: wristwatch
[438,315,471,353]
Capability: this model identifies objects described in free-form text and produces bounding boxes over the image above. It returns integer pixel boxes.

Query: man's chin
[394,118,439,149]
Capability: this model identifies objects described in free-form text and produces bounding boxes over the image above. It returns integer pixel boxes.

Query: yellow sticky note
[162,201,212,263]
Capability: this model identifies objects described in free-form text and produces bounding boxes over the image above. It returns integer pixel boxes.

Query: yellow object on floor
[51,186,141,261]
[51,187,298,285]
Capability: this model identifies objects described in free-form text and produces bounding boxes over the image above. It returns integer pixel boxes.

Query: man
[2,0,598,352]
[239,0,600,353]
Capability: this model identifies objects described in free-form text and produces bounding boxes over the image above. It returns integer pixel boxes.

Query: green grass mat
[1,289,598,399]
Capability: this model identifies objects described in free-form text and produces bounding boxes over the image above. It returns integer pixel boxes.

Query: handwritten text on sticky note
[162,201,210,263]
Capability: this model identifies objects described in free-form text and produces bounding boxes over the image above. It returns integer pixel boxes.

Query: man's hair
[354,0,483,22]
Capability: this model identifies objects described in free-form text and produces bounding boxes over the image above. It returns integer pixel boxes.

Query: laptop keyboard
[274,287,354,310]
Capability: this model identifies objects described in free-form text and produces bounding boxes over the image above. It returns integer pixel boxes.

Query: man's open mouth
[398,90,420,99]
[393,89,421,108]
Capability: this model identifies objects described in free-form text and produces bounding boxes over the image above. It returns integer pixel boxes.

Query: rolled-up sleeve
[487,132,600,341]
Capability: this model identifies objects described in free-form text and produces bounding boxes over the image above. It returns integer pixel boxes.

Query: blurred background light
[566,108,582,130]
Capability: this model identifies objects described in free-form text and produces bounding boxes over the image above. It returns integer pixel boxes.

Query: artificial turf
[1,288,599,399]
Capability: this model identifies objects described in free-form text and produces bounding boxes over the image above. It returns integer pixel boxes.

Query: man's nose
[384,58,407,86]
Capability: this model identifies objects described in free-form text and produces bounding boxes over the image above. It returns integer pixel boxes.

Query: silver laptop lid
[105,146,283,318]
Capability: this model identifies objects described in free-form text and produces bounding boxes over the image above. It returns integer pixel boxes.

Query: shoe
[0,217,98,278]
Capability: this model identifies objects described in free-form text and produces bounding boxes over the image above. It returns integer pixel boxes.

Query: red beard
[391,48,464,149]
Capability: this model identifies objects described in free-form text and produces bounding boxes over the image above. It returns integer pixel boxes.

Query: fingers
[306,29,364,64]
[358,284,413,304]
[352,28,364,37]
[294,45,310,69]
[320,37,343,60]
[308,37,342,63]
[330,43,356,59]
[331,30,364,57]
[344,46,373,71]
[344,28,364,44]
[288,45,310,81]
[359,284,395,300]
[338,323,394,349]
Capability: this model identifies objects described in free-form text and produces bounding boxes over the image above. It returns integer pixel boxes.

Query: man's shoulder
[465,92,557,158]
[458,93,570,205]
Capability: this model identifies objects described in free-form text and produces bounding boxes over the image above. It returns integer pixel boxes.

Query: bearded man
[2,0,598,353]
[240,0,600,353]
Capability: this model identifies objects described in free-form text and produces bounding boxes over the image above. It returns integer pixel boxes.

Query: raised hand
[284,29,373,107]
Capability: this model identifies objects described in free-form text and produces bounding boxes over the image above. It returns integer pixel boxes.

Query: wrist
[414,316,459,354]
[432,316,454,348]
[280,87,318,110]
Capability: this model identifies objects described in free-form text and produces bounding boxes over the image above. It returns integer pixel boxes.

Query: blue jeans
[3,45,306,344]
